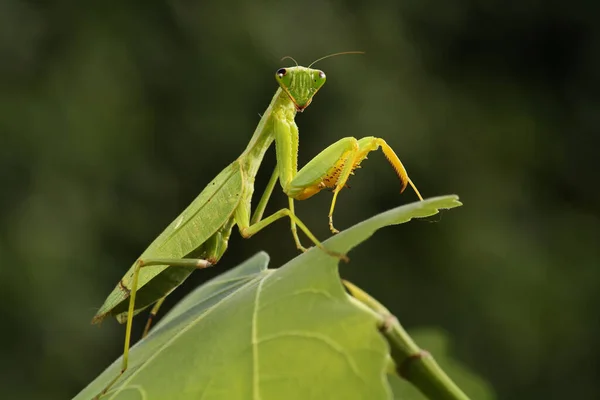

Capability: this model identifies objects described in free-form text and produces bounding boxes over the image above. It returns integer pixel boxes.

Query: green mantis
[91,55,423,398]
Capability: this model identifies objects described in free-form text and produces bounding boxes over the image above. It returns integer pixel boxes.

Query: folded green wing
[92,160,244,323]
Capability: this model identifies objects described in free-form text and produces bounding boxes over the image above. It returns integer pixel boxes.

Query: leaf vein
[257,330,364,381]
[108,274,266,399]
[252,272,269,400]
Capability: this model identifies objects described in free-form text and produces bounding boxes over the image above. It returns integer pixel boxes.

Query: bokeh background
[1,1,598,399]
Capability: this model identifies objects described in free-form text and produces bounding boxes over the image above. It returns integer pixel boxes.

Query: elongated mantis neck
[239,87,296,179]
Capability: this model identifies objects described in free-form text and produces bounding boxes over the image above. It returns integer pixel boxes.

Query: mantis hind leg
[94,257,213,399]
[285,137,423,233]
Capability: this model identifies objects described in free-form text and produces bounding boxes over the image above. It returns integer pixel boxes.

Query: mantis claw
[296,242,348,263]
[337,252,350,263]
[297,244,310,252]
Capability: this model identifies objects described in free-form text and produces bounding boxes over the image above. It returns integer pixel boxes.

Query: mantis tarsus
[91,54,423,398]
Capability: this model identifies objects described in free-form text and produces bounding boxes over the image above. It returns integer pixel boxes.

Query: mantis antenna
[308,51,365,68]
[280,56,299,66]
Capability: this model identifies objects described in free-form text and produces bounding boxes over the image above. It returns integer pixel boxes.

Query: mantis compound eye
[277,68,287,77]
[319,71,326,79]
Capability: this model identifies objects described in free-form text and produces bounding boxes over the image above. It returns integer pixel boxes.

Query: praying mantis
[90,53,423,398]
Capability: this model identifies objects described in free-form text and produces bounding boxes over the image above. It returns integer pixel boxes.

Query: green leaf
[76,195,461,400]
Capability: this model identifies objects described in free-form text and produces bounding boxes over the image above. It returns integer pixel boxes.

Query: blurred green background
[1,1,598,399]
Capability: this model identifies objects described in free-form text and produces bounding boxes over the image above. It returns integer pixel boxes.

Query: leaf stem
[343,280,470,400]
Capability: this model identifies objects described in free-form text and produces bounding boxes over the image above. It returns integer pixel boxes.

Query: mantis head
[275,66,326,112]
